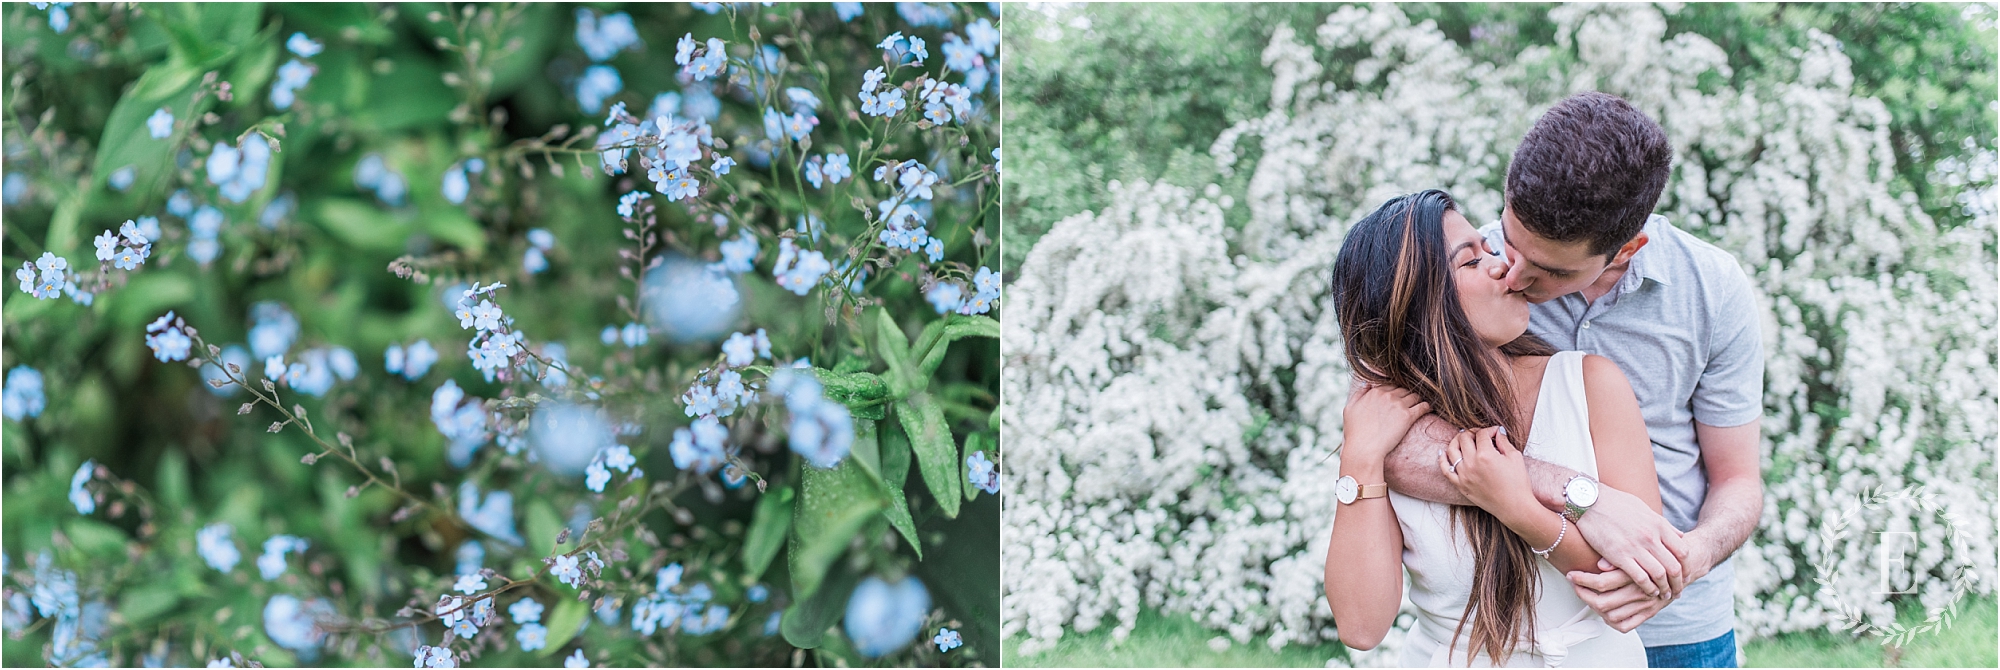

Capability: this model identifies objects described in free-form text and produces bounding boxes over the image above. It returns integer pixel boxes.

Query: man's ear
[1607,232,1649,266]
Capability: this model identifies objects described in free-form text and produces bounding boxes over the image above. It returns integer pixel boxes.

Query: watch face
[1568,477,1599,507]
[1336,476,1358,505]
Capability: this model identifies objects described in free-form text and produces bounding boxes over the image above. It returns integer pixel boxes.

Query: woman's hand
[1440,426,1536,516]
[1340,384,1431,465]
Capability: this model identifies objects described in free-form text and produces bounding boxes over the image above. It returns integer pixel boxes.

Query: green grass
[1007,598,1998,668]
[1744,596,1998,668]
[1005,609,1355,667]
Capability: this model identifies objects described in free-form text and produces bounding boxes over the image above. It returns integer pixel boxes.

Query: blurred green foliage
[1003,2,1998,269]
[3,2,999,667]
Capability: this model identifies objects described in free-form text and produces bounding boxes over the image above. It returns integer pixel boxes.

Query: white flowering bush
[4,2,999,667]
[1002,3,1994,661]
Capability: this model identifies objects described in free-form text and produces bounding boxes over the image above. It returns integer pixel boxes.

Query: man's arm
[1382,413,1579,511]
[1372,378,1690,597]
[1568,420,1762,630]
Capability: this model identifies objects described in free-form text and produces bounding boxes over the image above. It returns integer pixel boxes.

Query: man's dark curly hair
[1504,91,1672,259]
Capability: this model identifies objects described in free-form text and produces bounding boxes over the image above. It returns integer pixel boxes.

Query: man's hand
[1568,542,1711,632]
[1573,487,1690,598]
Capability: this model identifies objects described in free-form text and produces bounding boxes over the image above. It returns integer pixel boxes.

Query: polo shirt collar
[1622,214,1674,288]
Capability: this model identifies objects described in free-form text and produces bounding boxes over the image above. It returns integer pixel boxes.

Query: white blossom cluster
[1002,3,1995,661]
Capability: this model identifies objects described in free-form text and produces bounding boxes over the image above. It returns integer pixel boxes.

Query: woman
[1321,190,1662,667]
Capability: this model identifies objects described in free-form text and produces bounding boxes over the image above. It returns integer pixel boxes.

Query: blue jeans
[1645,630,1737,668]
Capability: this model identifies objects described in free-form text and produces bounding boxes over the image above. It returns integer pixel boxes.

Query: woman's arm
[1324,453,1405,651]
[1493,355,1667,574]
[1325,384,1428,651]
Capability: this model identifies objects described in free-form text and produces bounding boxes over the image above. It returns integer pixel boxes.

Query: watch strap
[1357,483,1388,500]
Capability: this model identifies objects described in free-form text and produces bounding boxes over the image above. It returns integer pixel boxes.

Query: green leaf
[525,500,561,560]
[872,307,919,397]
[740,486,793,581]
[157,449,191,509]
[896,392,962,519]
[63,518,127,557]
[117,582,182,626]
[539,597,589,657]
[89,61,207,200]
[913,315,1001,378]
[880,415,913,493]
[848,420,920,558]
[962,432,987,502]
[811,368,891,420]
[780,560,860,649]
[788,457,885,601]
[311,198,412,253]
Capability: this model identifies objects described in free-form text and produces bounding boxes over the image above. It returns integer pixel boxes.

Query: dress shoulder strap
[1524,351,1598,477]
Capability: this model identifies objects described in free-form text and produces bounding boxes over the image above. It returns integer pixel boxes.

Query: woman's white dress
[1391,351,1649,667]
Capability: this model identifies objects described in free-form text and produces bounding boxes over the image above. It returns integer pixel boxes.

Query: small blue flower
[264,595,334,659]
[617,190,650,218]
[442,164,470,204]
[878,32,905,52]
[3,173,28,206]
[657,563,684,591]
[256,535,307,580]
[108,166,135,191]
[113,244,148,271]
[711,155,735,175]
[657,168,700,201]
[197,523,241,573]
[925,236,944,263]
[968,18,1000,56]
[804,159,825,188]
[454,573,487,594]
[285,32,322,57]
[510,597,544,624]
[575,65,622,114]
[719,229,758,274]
[603,445,635,472]
[166,189,193,216]
[40,2,70,34]
[823,153,852,184]
[934,627,963,652]
[523,247,548,275]
[68,460,94,514]
[145,317,193,363]
[834,2,863,21]
[564,648,590,668]
[458,482,524,546]
[93,230,119,261]
[747,584,769,603]
[4,366,46,421]
[604,101,627,126]
[553,554,583,588]
[680,36,728,81]
[620,322,649,348]
[146,108,174,139]
[844,575,931,658]
[575,9,640,62]
[515,622,548,651]
[669,416,727,474]
[772,238,832,296]
[966,450,999,494]
[415,644,455,668]
[724,336,771,373]
[926,282,964,314]
[907,36,928,62]
[585,460,612,492]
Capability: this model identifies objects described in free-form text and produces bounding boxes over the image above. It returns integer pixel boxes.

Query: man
[1369,91,1765,668]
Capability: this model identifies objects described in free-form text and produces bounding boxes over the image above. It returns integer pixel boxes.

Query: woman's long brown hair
[1330,190,1557,666]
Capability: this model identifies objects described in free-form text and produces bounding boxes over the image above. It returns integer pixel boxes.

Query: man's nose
[1499,257,1531,291]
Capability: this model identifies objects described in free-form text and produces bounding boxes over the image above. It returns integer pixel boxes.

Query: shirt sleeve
[1692,258,1765,428]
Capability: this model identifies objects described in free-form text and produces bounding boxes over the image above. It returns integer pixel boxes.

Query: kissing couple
[1322,92,1765,668]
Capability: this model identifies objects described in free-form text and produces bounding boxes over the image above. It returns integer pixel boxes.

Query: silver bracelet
[1531,512,1567,558]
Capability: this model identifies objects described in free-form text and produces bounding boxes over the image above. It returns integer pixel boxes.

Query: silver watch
[1563,475,1599,519]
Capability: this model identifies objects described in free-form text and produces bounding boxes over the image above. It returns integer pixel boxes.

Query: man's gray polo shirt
[1483,214,1765,646]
